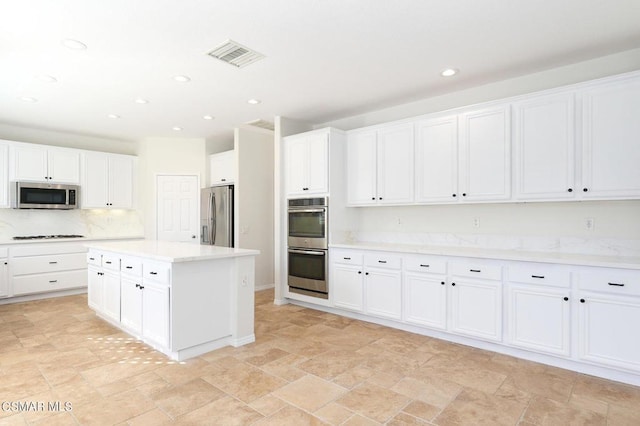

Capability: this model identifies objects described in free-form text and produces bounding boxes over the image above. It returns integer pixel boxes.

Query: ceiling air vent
[246,119,274,131]
[207,40,264,68]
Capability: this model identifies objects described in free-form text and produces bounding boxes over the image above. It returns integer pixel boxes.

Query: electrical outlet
[473,218,480,228]
[585,218,595,231]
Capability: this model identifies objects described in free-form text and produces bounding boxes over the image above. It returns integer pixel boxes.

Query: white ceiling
[1,0,639,144]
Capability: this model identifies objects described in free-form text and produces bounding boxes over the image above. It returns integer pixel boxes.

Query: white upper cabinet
[347,123,414,205]
[513,93,576,200]
[10,144,80,184]
[0,143,8,208]
[415,116,458,203]
[82,152,134,209]
[209,150,236,185]
[285,130,328,197]
[459,105,511,202]
[581,76,640,198]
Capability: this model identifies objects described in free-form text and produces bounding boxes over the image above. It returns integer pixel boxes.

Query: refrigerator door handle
[201,225,208,243]
[211,193,217,245]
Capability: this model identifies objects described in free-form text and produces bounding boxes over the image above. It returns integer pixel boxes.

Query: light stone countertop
[85,240,259,263]
[330,242,640,270]
[0,235,145,246]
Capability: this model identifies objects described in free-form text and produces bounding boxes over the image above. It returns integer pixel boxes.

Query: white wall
[235,126,275,289]
[316,48,640,251]
[0,123,135,154]
[136,137,207,239]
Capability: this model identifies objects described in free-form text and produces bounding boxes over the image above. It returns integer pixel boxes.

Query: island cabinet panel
[85,242,257,361]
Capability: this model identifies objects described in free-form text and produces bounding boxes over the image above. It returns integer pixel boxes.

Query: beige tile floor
[1,289,640,425]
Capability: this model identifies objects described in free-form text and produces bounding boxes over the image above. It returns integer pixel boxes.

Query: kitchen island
[85,240,259,361]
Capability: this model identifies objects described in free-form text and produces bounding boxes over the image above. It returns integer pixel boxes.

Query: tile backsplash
[0,209,144,240]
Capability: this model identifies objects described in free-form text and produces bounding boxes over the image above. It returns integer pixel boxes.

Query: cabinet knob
[221,178,226,182]
[580,298,585,303]
[358,271,362,274]
[135,283,140,288]
[440,281,445,285]
[583,188,588,192]
[371,197,375,200]
[567,188,573,193]
[140,286,145,290]
[451,282,456,286]
[365,272,369,275]
[563,297,569,301]
[452,194,457,197]
[462,193,467,197]
[379,197,382,200]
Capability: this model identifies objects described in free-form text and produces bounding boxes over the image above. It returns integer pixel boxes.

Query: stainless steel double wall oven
[287,197,328,299]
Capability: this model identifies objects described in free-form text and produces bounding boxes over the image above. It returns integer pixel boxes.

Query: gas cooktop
[12,234,85,240]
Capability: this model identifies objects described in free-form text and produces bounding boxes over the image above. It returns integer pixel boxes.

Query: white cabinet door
[306,132,329,194]
[103,271,121,323]
[0,259,8,297]
[365,268,402,320]
[11,144,48,182]
[459,105,511,201]
[82,153,134,209]
[0,144,8,208]
[285,132,329,197]
[578,292,640,372]
[210,150,235,185]
[347,130,377,205]
[450,279,502,342]
[120,276,142,334]
[403,272,447,330]
[377,123,414,204]
[87,267,104,311]
[108,155,134,209]
[332,263,364,312]
[47,149,80,183]
[142,281,170,349]
[507,283,571,356]
[415,116,458,203]
[581,77,640,198]
[82,153,110,208]
[514,93,576,200]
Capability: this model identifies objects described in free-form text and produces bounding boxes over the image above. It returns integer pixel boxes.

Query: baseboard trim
[255,283,275,292]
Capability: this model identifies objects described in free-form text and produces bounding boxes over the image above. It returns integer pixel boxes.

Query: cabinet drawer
[451,262,502,280]
[332,250,363,265]
[578,268,640,297]
[101,254,120,271]
[365,254,402,269]
[13,269,87,295]
[87,253,101,266]
[143,261,170,285]
[12,253,87,276]
[507,263,570,288]
[121,257,142,277]
[404,256,446,274]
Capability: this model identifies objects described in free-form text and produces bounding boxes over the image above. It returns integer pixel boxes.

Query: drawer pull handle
[378,260,387,264]
[49,261,58,264]
[608,282,625,287]
[343,257,351,260]
[531,275,545,279]
[89,257,95,261]
[49,280,57,283]
[420,264,430,268]
[470,269,481,273]
[105,261,112,264]
[126,266,133,269]
[149,272,158,275]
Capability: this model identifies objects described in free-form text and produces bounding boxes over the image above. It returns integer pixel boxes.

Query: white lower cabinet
[103,271,121,323]
[577,268,640,372]
[87,266,104,311]
[120,276,142,333]
[0,251,9,297]
[365,267,402,320]
[332,261,364,312]
[449,278,502,342]
[141,280,170,348]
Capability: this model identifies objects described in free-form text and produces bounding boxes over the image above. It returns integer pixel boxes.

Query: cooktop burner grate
[12,234,85,240]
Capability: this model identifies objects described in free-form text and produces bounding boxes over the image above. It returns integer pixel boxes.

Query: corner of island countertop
[84,239,259,263]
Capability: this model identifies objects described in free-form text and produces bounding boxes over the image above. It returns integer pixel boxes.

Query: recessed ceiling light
[62,39,87,50]
[441,68,459,77]
[203,115,214,120]
[173,75,191,83]
[172,126,183,131]
[135,98,149,104]
[247,99,261,105]
[18,96,38,103]
[107,114,121,119]
[36,74,58,83]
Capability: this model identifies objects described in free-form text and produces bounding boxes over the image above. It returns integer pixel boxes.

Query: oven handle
[288,208,326,213]
[288,249,326,256]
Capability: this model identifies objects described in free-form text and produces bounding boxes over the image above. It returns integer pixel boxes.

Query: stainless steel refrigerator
[200,185,234,247]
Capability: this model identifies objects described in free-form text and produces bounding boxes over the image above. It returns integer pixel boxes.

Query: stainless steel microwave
[11,182,80,209]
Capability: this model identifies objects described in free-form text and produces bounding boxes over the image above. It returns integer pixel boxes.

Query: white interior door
[156,175,199,242]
